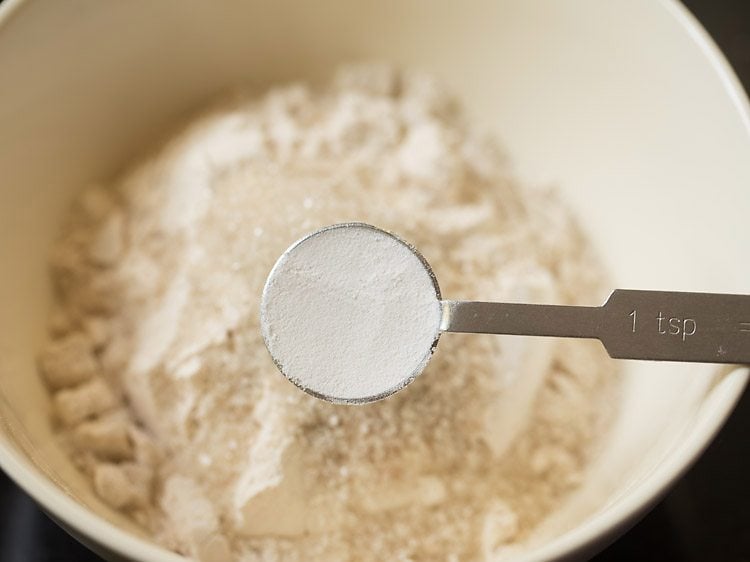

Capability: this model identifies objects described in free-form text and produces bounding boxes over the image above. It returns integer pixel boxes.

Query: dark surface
[0,1,749,561]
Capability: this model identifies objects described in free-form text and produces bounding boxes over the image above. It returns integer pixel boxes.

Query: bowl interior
[0,0,749,560]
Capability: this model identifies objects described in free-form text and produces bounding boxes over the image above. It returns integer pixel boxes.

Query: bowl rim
[0,0,748,560]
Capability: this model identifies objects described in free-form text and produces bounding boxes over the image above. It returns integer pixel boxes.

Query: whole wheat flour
[40,64,619,562]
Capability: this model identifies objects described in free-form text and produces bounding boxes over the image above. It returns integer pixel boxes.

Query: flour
[41,64,619,561]
[261,223,442,403]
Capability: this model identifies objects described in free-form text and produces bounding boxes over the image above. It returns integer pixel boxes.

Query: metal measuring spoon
[261,223,750,404]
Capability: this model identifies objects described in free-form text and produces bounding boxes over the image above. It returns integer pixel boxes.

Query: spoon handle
[441,289,750,364]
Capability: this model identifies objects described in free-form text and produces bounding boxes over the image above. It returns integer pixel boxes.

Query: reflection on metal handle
[441,289,750,364]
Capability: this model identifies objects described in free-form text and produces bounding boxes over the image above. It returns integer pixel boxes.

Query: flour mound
[42,64,618,561]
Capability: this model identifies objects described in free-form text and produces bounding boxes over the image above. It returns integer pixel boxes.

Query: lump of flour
[41,64,619,561]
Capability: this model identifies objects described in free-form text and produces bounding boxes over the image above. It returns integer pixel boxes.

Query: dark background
[1,1,749,560]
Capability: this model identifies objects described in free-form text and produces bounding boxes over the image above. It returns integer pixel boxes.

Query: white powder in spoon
[261,223,442,403]
[40,64,620,562]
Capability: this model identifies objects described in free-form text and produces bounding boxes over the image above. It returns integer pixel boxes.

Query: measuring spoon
[261,223,750,404]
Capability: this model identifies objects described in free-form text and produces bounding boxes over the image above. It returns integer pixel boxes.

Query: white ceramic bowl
[0,0,748,560]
